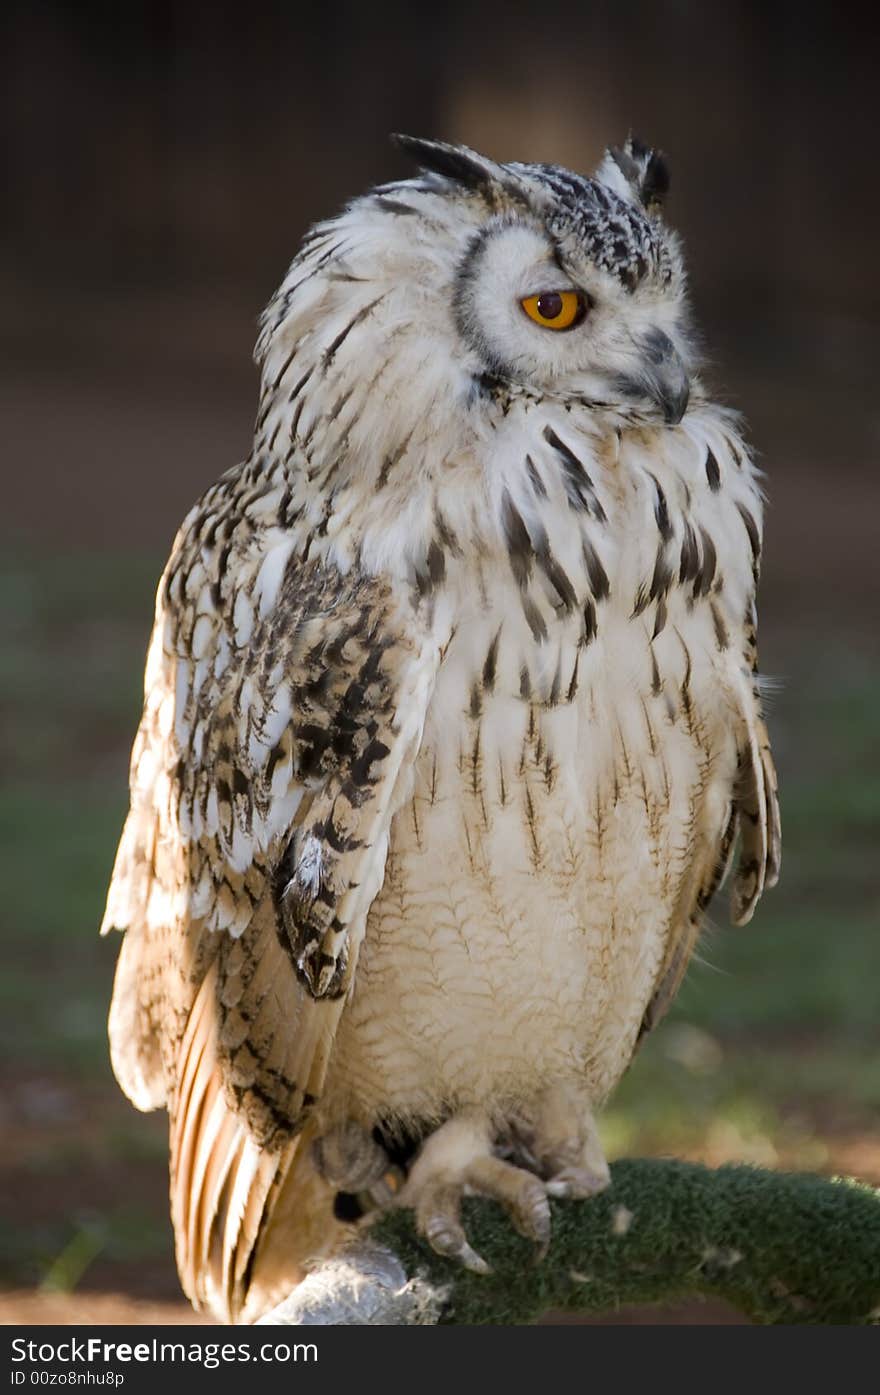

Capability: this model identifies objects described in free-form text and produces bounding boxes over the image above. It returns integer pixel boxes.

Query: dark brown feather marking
[677,632,693,719]
[548,653,563,706]
[524,787,542,870]
[543,426,607,522]
[705,447,721,491]
[566,650,581,703]
[736,502,761,566]
[470,725,483,798]
[374,196,420,216]
[649,547,674,603]
[322,295,384,367]
[501,491,534,589]
[646,472,672,541]
[425,540,446,590]
[536,545,577,615]
[270,344,300,393]
[582,598,597,645]
[433,504,464,559]
[695,527,717,597]
[581,540,610,601]
[631,582,650,618]
[710,601,729,651]
[522,596,548,643]
[679,519,700,586]
[640,696,658,755]
[525,453,548,499]
[482,627,502,692]
[288,393,308,443]
[376,426,415,490]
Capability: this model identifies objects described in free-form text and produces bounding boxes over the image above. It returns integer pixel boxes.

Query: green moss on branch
[371,1159,880,1325]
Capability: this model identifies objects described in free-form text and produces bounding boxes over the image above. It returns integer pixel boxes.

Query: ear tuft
[596,135,670,214]
[391,134,496,191]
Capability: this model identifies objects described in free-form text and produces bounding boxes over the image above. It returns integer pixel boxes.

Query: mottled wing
[102,478,436,1315]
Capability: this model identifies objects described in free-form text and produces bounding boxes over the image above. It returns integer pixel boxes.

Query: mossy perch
[258,1159,880,1326]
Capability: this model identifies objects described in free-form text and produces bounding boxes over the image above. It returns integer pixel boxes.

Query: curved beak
[618,328,690,425]
[641,328,690,424]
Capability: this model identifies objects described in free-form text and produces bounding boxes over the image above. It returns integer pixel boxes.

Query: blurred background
[1,1,878,1324]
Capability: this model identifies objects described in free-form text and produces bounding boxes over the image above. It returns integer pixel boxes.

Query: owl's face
[262,140,694,429]
[437,139,691,423]
[257,136,695,490]
[252,136,702,588]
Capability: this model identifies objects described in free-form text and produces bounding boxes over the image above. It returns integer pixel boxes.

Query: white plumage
[102,135,779,1320]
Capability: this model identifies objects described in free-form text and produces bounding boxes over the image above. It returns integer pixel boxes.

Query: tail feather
[168,962,348,1322]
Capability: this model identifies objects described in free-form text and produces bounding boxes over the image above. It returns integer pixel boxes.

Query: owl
[101,135,780,1323]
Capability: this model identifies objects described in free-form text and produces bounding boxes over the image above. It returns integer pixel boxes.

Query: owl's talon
[400,1113,551,1272]
[460,1245,492,1276]
[425,1218,491,1275]
[529,1085,612,1204]
[466,1156,551,1249]
[545,1166,610,1200]
[416,1183,492,1272]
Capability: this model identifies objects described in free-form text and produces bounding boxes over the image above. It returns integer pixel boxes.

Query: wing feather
[101,475,437,1317]
[730,675,781,925]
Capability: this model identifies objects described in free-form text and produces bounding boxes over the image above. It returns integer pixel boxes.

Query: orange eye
[520,289,587,331]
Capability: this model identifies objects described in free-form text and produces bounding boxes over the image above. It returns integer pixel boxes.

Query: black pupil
[537,291,564,320]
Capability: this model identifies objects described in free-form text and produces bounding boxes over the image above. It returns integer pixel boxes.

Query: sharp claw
[460,1244,492,1276]
[423,1215,465,1259]
[527,1221,550,1264]
[424,1217,491,1274]
[405,1117,566,1276]
[525,1187,552,1262]
[510,1179,551,1251]
[546,1167,610,1200]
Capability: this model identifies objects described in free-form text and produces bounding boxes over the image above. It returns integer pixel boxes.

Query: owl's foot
[526,1082,611,1200]
[312,1120,403,1208]
[398,1112,550,1273]
[313,1120,388,1191]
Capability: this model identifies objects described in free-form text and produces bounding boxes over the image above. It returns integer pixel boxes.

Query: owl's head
[393,135,690,423]
[257,135,694,478]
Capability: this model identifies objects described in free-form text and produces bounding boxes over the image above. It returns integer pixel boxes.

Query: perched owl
[102,135,780,1323]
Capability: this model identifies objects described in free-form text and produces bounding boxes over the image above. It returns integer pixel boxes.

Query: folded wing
[102,500,437,1316]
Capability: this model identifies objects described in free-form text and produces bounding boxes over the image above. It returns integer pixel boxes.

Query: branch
[257,1159,880,1326]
